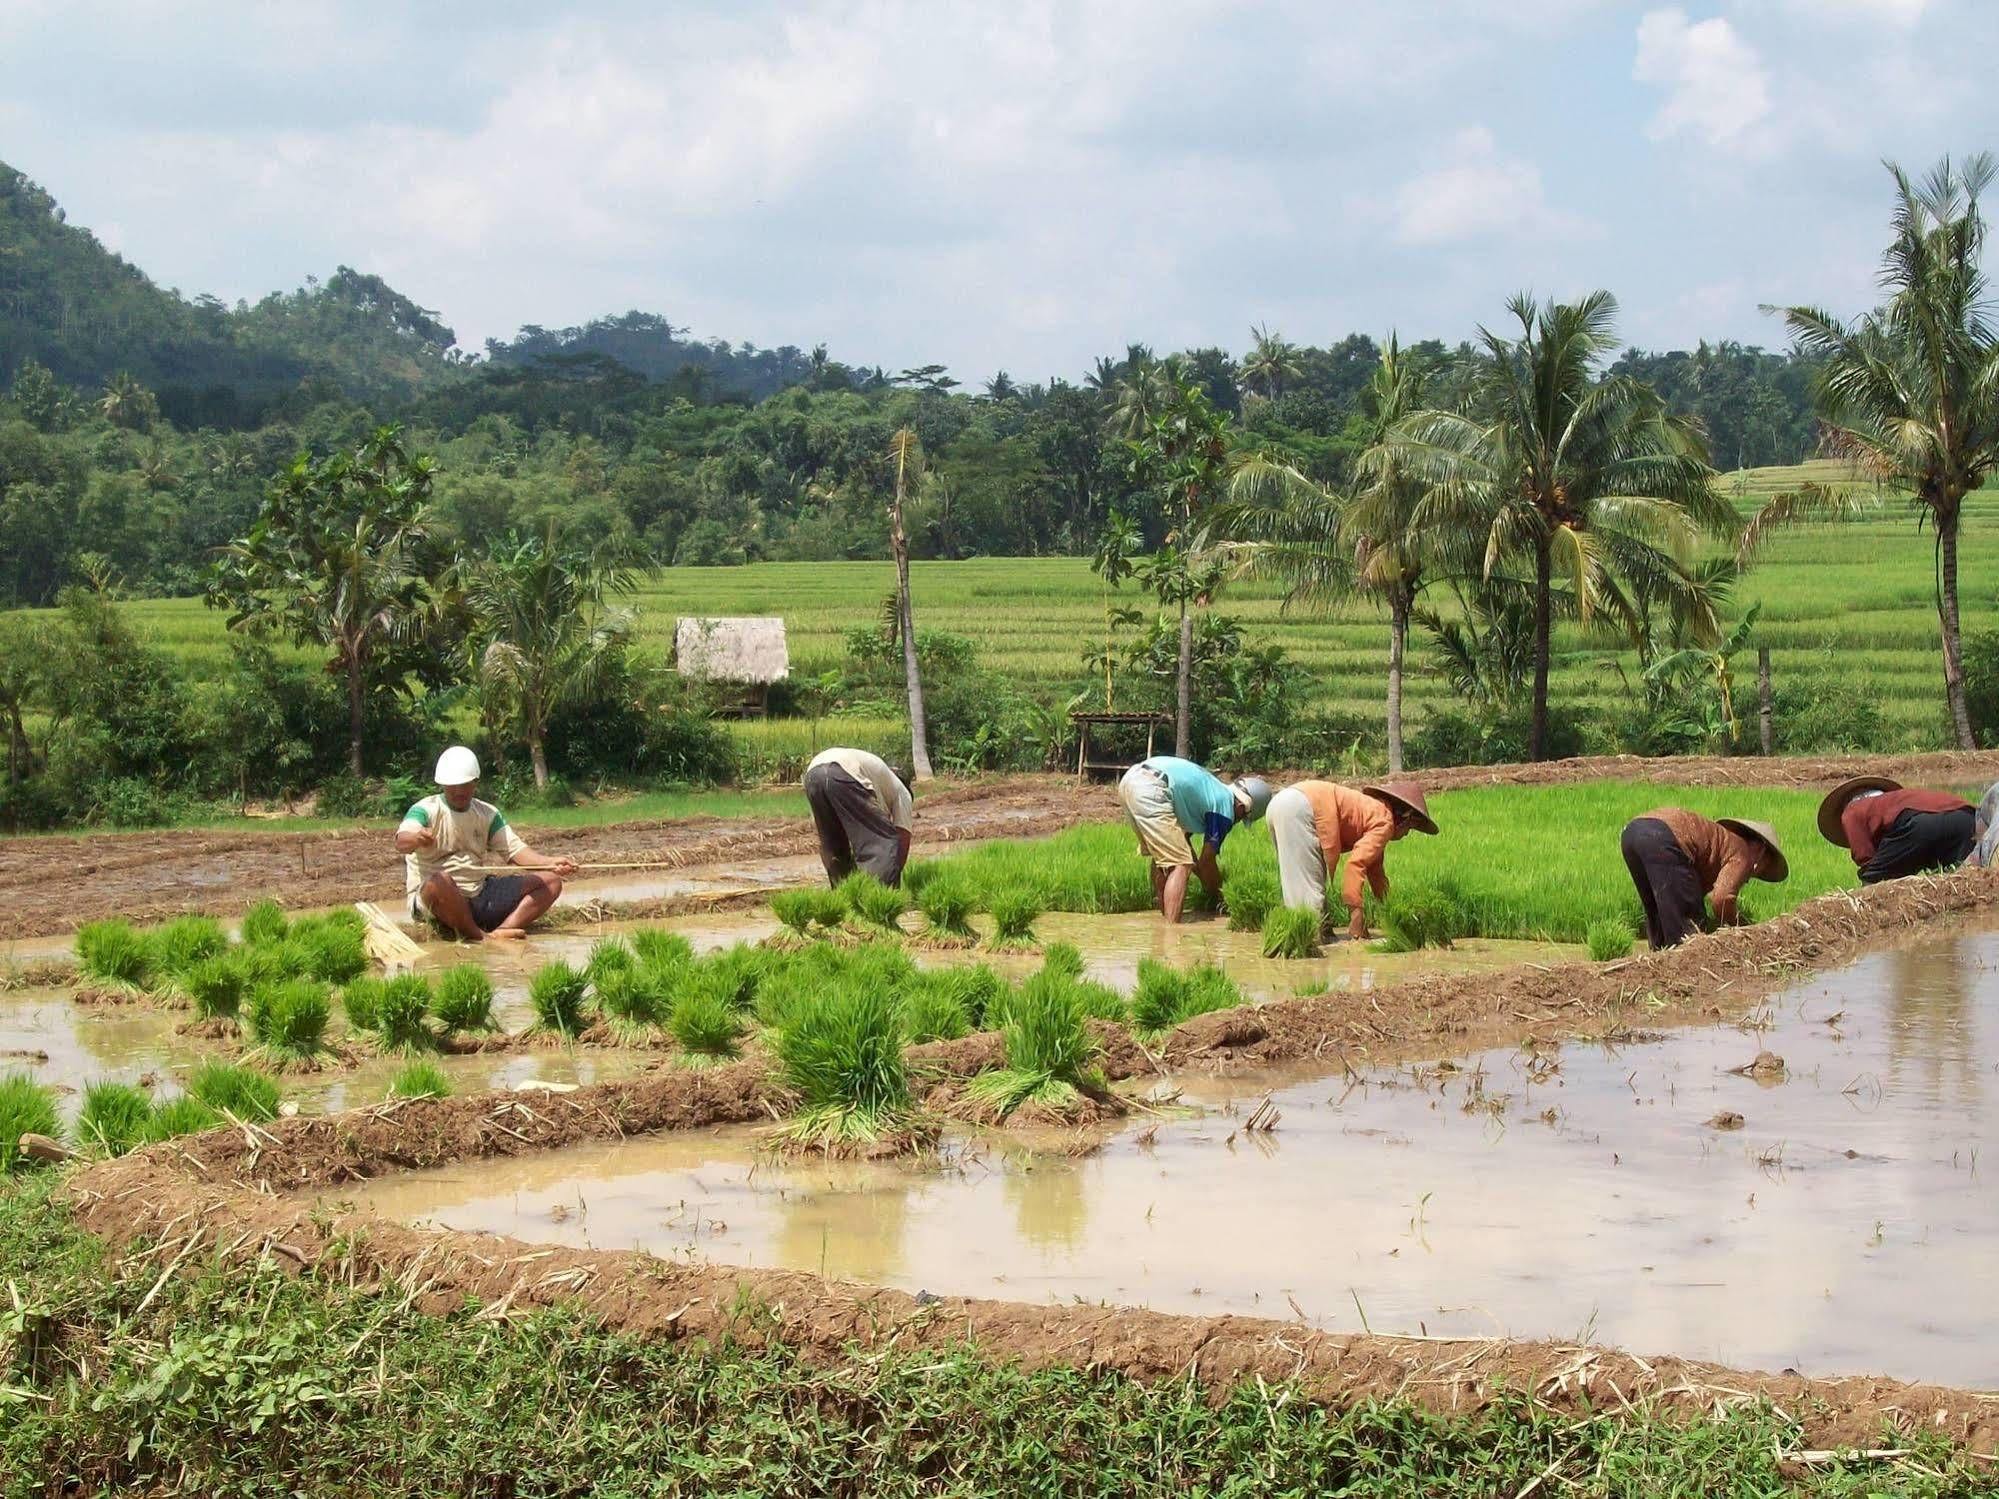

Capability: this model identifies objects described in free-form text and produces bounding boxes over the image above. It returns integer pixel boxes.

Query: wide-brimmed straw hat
[1363,780,1438,836]
[1816,776,1901,846]
[1717,817,1789,882]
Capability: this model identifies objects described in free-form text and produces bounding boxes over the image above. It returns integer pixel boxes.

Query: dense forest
[0,160,1828,606]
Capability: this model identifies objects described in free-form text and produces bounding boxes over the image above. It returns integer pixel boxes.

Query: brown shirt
[1298,781,1396,909]
[1640,808,1762,907]
[1841,788,1972,866]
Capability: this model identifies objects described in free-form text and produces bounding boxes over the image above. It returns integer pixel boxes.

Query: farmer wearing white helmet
[1117,755,1272,924]
[394,746,576,941]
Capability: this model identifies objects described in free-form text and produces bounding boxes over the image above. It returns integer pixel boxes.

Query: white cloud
[1388,127,1588,246]
[1781,0,1930,25]
[1634,9,1773,148]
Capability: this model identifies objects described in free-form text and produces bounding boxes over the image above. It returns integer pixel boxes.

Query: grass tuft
[1221,870,1281,932]
[526,961,591,1040]
[0,1074,61,1171]
[431,965,497,1034]
[388,1061,452,1100]
[984,888,1042,950]
[76,1080,154,1157]
[185,1061,279,1122]
[74,920,156,989]
[1586,917,1636,962]
[1261,906,1321,960]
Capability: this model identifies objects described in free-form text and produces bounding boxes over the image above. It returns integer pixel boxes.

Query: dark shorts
[1860,807,1976,884]
[412,873,537,932]
[803,762,907,887]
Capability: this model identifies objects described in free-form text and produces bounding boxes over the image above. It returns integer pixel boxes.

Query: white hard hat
[434,746,481,786]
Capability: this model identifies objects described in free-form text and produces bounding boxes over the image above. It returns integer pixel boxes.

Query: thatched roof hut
[675,617,789,685]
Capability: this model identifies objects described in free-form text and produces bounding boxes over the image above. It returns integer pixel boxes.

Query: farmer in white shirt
[803,747,913,887]
[395,746,576,941]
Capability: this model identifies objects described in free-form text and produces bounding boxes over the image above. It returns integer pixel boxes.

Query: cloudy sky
[3,0,1992,381]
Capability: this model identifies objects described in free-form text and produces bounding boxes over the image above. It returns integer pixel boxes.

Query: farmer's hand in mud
[1347,913,1370,942]
[487,928,527,942]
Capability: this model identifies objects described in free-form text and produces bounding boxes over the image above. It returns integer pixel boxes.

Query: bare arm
[395,824,435,854]
[509,844,578,876]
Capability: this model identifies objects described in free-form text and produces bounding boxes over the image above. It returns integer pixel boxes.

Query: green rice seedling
[185,1060,279,1122]
[1378,890,1464,953]
[769,889,829,942]
[984,888,1042,950]
[290,917,368,984]
[585,937,637,985]
[431,965,497,1034]
[143,1095,221,1142]
[1261,906,1321,960]
[0,1073,61,1171]
[151,916,229,978]
[897,973,971,1043]
[1129,958,1189,1035]
[629,928,696,971]
[1221,869,1281,933]
[1040,941,1085,980]
[76,1080,154,1157]
[74,920,156,989]
[770,979,918,1151]
[964,971,1101,1122]
[1072,978,1129,1025]
[265,937,320,981]
[388,1061,452,1100]
[915,876,977,943]
[703,943,774,1012]
[526,960,591,1040]
[1586,917,1636,962]
[668,977,745,1066]
[752,965,818,1035]
[239,899,289,947]
[1181,963,1242,1022]
[839,872,909,936]
[595,965,670,1042]
[941,964,1012,1031]
[183,954,249,1022]
[341,976,387,1033]
[373,974,435,1054]
[244,978,333,1066]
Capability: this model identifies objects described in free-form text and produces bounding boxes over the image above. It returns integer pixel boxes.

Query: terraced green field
[99,461,1999,753]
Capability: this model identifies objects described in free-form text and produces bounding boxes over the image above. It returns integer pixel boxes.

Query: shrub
[840,872,909,935]
[964,972,1099,1120]
[77,1080,154,1157]
[389,1061,452,1100]
[432,965,497,1034]
[341,976,388,1033]
[374,975,435,1054]
[1586,917,1635,962]
[1221,869,1280,933]
[184,955,248,1021]
[915,877,977,941]
[152,916,229,978]
[985,889,1042,950]
[526,960,590,1039]
[1261,906,1321,960]
[1379,890,1464,952]
[75,920,155,988]
[771,980,916,1149]
[240,899,289,947]
[630,928,696,971]
[596,966,670,1041]
[1040,941,1085,981]
[245,978,332,1065]
[0,1074,61,1171]
[186,1061,279,1122]
[144,1095,221,1142]
[668,978,744,1065]
[1771,676,1892,754]
[897,974,971,1043]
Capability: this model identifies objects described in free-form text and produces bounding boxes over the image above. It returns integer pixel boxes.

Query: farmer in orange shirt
[1266,780,1437,940]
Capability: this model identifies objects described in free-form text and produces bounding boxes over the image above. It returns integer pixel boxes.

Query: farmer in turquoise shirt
[1117,755,1272,924]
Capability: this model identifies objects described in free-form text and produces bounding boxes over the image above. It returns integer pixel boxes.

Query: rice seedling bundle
[1181,963,1242,1021]
[1039,942,1084,980]
[151,916,229,978]
[915,876,977,941]
[1221,870,1281,933]
[388,1061,452,1100]
[595,966,670,1041]
[1129,958,1189,1035]
[985,889,1042,950]
[1585,917,1635,962]
[668,977,745,1065]
[771,980,916,1149]
[702,943,774,1012]
[75,920,156,988]
[373,975,436,1054]
[1261,906,1321,960]
[245,978,333,1065]
[940,964,1011,1030]
[840,873,909,935]
[965,971,1099,1120]
[1071,978,1128,1024]
[1378,890,1464,953]
[186,1061,279,1122]
[0,1074,60,1171]
[341,976,388,1032]
[630,928,696,971]
[291,917,369,984]
[240,899,289,947]
[431,965,498,1034]
[770,889,832,938]
[144,1095,221,1142]
[896,973,971,1043]
[752,966,819,1034]
[526,960,591,1039]
[585,937,637,985]
[76,1080,154,1157]
[184,954,249,1021]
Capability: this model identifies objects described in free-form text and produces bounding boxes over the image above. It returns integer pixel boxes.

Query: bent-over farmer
[1619,807,1787,950]
[396,746,576,942]
[1117,755,1272,924]
[804,747,913,887]
[1268,780,1438,941]
[1818,776,1976,884]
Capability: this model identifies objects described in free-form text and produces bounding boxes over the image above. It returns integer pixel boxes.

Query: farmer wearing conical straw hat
[1268,780,1438,941]
[1619,807,1786,950]
[1117,755,1272,924]
[396,747,576,941]
[1817,776,1976,884]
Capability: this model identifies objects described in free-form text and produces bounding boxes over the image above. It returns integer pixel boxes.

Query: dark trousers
[1859,807,1976,884]
[1621,817,1706,950]
[804,763,907,887]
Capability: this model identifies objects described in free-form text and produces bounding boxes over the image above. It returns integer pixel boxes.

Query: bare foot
[487,927,528,942]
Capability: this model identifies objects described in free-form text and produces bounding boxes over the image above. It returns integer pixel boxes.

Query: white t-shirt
[399,794,526,896]
[807,748,914,831]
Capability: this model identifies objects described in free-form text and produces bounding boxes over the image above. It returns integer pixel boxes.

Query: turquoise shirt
[1141,756,1237,848]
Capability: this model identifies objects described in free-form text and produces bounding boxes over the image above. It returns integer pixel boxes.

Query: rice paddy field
[101,461,1999,756]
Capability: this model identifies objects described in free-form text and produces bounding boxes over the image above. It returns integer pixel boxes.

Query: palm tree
[1239,324,1303,402]
[1395,292,1734,760]
[983,370,1018,403]
[1772,153,1999,748]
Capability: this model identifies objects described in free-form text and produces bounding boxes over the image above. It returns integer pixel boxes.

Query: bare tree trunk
[346,655,366,777]
[1757,646,1773,757]
[1175,596,1193,760]
[1530,539,1552,761]
[891,438,934,781]
[1940,508,1976,749]
[1387,593,1408,775]
[529,733,550,789]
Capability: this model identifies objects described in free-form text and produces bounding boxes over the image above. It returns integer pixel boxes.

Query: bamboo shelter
[674,617,789,714]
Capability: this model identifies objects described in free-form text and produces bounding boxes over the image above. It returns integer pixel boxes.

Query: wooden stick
[456,861,690,873]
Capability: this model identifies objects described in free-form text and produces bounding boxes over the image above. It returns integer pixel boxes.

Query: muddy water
[354,931,1999,1387]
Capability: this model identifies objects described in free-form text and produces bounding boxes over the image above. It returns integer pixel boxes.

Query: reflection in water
[1001,1151,1089,1252]
[1882,942,1983,1114]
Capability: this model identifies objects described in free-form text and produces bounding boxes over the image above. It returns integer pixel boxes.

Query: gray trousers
[804,762,907,886]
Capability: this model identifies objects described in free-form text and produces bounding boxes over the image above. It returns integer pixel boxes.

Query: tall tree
[888,427,934,781]
[1239,324,1303,402]
[1773,153,1999,748]
[207,426,449,775]
[1397,293,1733,759]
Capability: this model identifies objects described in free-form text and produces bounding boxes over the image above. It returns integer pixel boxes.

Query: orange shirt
[1639,808,1759,907]
[1297,780,1395,909]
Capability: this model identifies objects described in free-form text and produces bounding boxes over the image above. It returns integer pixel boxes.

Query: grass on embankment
[0,1178,1980,1497]
[911,782,1868,944]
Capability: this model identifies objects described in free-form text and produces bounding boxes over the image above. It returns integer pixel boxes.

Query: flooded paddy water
[352,928,1999,1389]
